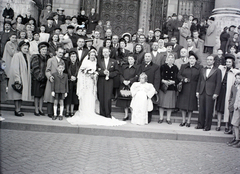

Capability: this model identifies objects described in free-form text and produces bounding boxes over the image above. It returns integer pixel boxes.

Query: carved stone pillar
[211,0,240,53]
[138,0,151,35]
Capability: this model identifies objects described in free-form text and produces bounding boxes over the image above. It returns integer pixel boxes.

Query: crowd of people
[1,3,240,148]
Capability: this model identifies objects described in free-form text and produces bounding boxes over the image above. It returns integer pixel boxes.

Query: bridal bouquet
[81,68,98,78]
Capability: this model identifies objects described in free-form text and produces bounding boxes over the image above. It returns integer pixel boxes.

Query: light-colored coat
[2,41,18,77]
[44,56,65,103]
[8,52,31,101]
[179,27,190,48]
[218,65,240,122]
[204,22,217,47]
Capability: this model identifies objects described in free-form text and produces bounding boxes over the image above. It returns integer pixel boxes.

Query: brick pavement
[1,130,240,174]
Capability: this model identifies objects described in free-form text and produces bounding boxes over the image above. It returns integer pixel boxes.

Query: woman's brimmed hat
[122,32,131,40]
[18,39,30,49]
[38,42,49,50]
[188,50,198,60]
[225,54,235,61]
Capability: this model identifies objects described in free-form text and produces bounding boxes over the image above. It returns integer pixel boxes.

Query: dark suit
[97,58,119,118]
[53,20,63,29]
[72,47,89,66]
[151,52,162,67]
[172,44,183,58]
[45,24,55,34]
[139,61,160,123]
[51,72,68,94]
[196,66,222,130]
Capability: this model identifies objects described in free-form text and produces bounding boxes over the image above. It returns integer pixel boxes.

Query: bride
[67,49,126,126]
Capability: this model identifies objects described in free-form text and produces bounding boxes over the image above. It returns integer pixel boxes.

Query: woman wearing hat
[31,42,50,116]
[122,33,134,52]
[216,54,239,132]
[177,51,202,127]
[2,33,18,78]
[8,40,32,116]
[158,53,179,124]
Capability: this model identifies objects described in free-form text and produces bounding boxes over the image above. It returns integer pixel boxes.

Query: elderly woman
[31,42,49,116]
[2,33,18,78]
[158,53,179,124]
[177,51,202,127]
[174,48,189,69]
[8,40,31,116]
[216,54,239,132]
[116,55,139,120]
[130,72,156,125]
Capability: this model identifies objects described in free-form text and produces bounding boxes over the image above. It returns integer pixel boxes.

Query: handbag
[160,83,168,93]
[177,82,183,93]
[12,81,23,94]
[119,85,131,99]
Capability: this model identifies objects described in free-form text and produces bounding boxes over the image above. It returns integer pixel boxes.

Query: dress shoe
[52,116,57,120]
[233,141,240,148]
[224,130,233,134]
[158,119,164,124]
[59,116,63,121]
[14,111,23,117]
[34,112,40,116]
[226,138,236,145]
[39,110,45,116]
[48,114,53,118]
[65,113,70,117]
[166,120,172,125]
[215,127,221,131]
[186,123,191,127]
[203,128,210,131]
[195,125,203,129]
[122,116,129,121]
[179,122,186,127]
[70,113,74,117]
[228,140,240,146]
[224,127,229,133]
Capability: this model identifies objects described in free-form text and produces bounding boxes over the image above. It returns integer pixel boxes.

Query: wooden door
[99,0,140,36]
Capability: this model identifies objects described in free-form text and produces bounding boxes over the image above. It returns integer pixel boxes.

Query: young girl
[227,73,240,147]
[130,73,156,125]
[95,20,105,39]
[39,24,50,42]
[65,50,80,117]
[51,63,68,120]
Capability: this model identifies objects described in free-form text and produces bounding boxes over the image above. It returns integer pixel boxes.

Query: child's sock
[53,105,57,116]
[60,105,64,116]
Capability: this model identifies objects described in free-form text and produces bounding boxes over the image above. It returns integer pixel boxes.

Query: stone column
[211,0,240,53]
[138,0,151,35]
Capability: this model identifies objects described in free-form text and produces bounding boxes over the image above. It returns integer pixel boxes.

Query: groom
[97,47,119,118]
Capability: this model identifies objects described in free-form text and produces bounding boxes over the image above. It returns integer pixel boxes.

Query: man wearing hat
[154,28,162,42]
[229,25,236,40]
[60,16,72,34]
[196,55,222,131]
[61,25,77,50]
[159,42,177,66]
[52,12,62,29]
[45,16,54,34]
[85,38,96,51]
[204,17,216,54]
[57,7,65,24]
[40,3,53,26]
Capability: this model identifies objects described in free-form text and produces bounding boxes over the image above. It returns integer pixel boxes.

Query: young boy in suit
[51,62,68,120]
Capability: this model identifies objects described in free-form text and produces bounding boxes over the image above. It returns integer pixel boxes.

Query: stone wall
[0,0,39,31]
[52,0,80,17]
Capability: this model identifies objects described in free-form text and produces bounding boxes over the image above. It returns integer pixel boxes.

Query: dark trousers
[97,78,113,118]
[148,111,152,123]
[198,91,214,129]
[47,102,53,116]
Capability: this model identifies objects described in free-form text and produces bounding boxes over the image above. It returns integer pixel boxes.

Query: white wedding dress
[67,58,126,126]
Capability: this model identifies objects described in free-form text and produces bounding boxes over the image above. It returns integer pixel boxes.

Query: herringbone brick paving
[1,129,239,174]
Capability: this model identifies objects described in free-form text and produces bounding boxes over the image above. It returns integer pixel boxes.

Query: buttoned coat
[8,52,31,101]
[159,51,178,67]
[44,56,65,103]
[51,72,68,93]
[177,63,202,111]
